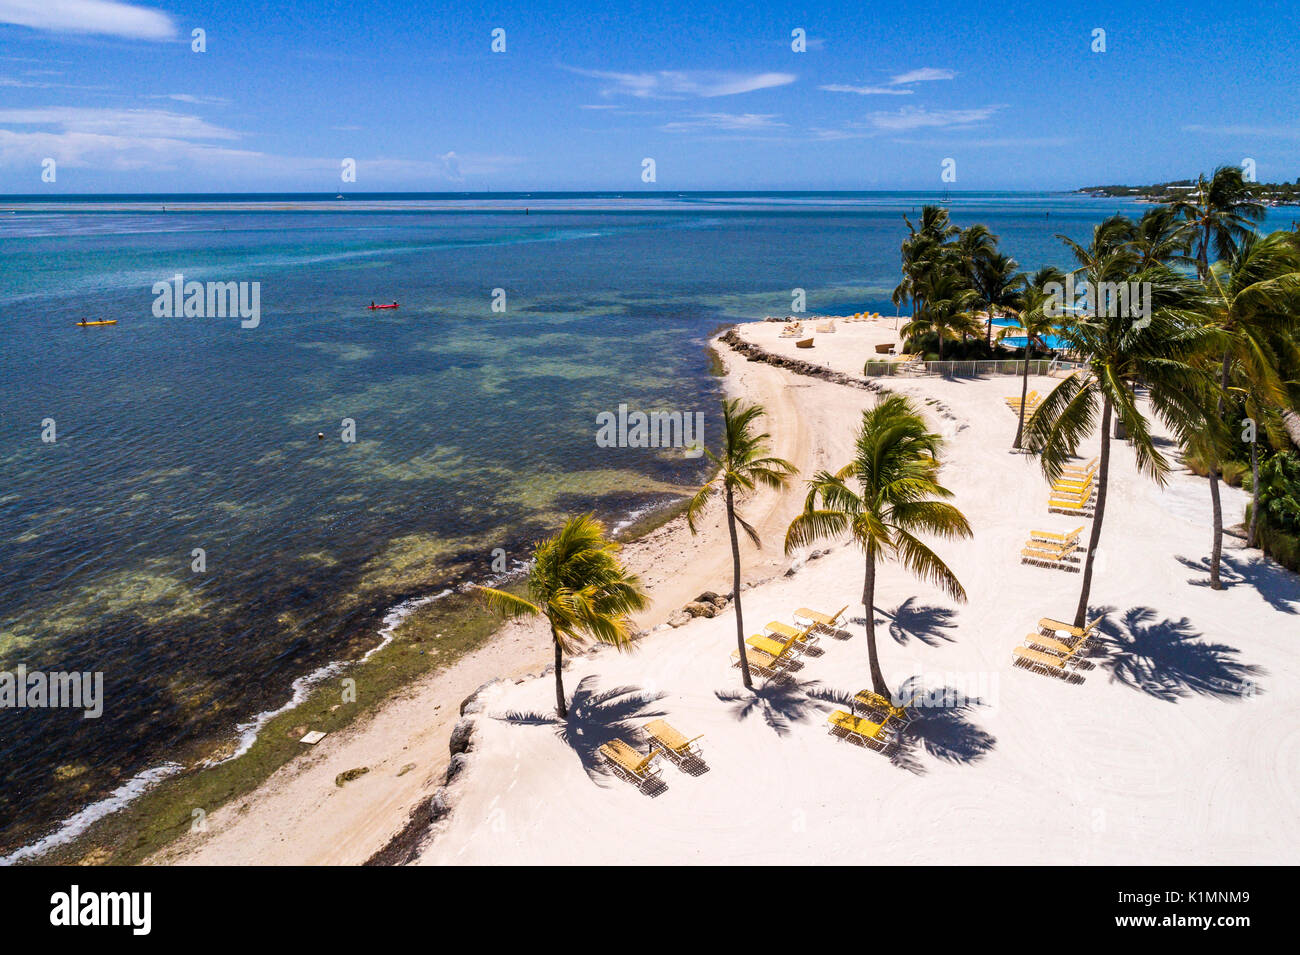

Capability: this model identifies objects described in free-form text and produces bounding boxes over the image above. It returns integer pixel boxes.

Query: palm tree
[1194,230,1300,583]
[1006,265,1066,450]
[974,250,1023,349]
[902,270,981,360]
[477,514,648,719]
[894,207,961,321]
[1171,166,1265,279]
[1129,205,1192,269]
[785,395,972,698]
[1025,221,1214,628]
[685,399,797,689]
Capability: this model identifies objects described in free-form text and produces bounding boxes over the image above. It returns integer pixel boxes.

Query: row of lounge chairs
[730,605,848,678]
[826,688,913,752]
[598,718,706,786]
[1011,615,1104,681]
[1048,460,1098,515]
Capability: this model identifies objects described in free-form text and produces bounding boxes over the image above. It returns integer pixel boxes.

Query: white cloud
[0,0,177,40]
[0,106,239,140]
[565,67,796,99]
[819,84,913,96]
[866,105,1002,131]
[888,67,957,85]
[660,112,786,133]
[0,105,520,181]
[150,94,229,106]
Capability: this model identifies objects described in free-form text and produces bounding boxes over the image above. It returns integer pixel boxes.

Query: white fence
[863,358,1085,378]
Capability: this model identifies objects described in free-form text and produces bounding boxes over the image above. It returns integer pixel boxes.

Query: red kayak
[367,303,400,310]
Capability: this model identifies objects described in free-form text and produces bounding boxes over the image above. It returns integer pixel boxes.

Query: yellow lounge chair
[1051,476,1095,494]
[1029,525,1085,545]
[764,620,819,646]
[1048,492,1094,515]
[853,690,912,726]
[1048,489,1093,507]
[1055,465,1097,481]
[827,710,895,752]
[599,738,662,784]
[733,630,801,677]
[1012,645,1079,679]
[1020,540,1079,570]
[644,719,704,762]
[1012,639,1090,680]
[1023,631,1076,655]
[1061,456,1098,475]
[745,631,796,658]
[793,605,849,634]
[1037,615,1105,648]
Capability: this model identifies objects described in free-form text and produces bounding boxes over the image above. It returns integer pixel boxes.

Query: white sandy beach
[158,317,1300,866]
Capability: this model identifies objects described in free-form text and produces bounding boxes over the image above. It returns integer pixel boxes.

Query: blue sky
[2,0,1299,192]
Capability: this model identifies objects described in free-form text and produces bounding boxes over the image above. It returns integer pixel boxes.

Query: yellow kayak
[75,320,118,326]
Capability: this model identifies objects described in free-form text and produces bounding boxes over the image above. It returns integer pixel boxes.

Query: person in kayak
[370,300,375,307]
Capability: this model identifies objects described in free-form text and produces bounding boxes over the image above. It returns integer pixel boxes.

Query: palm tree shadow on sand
[1175,552,1300,614]
[499,675,669,793]
[1091,605,1267,703]
[839,678,997,775]
[874,597,961,647]
[716,680,996,774]
[715,678,837,737]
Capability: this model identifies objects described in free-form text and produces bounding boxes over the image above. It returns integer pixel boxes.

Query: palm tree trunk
[1208,472,1224,589]
[862,552,890,698]
[725,485,753,690]
[1208,349,1232,589]
[551,626,567,719]
[1073,395,1113,629]
[936,330,944,362]
[1248,439,1260,548]
[986,306,994,348]
[1013,352,1031,450]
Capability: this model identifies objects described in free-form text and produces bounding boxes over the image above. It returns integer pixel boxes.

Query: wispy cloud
[818,84,913,96]
[148,94,229,106]
[820,66,956,97]
[0,105,518,181]
[660,112,786,133]
[0,0,178,40]
[0,106,239,140]
[888,67,956,85]
[808,104,1005,141]
[565,66,796,99]
[866,105,1002,131]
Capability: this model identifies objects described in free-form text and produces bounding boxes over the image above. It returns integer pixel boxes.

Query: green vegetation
[1078,179,1300,207]
[477,514,648,719]
[898,165,1300,618]
[1247,452,1300,572]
